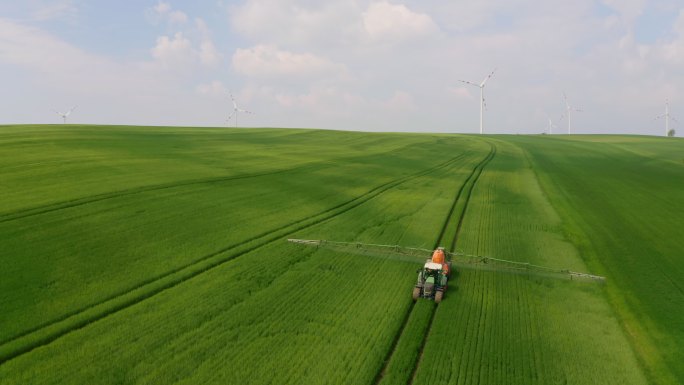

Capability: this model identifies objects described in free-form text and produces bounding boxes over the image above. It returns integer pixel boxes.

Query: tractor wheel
[435,290,443,303]
[412,287,421,301]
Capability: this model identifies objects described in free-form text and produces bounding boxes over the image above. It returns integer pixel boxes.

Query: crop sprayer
[287,239,605,303]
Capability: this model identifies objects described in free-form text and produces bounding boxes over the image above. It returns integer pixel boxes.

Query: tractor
[412,247,451,303]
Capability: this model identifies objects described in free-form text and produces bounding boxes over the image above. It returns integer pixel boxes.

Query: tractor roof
[424,262,443,270]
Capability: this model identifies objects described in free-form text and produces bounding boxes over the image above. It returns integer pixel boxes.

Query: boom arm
[287,239,605,283]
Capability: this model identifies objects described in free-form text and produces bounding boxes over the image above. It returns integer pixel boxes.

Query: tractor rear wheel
[435,290,443,303]
[412,287,421,301]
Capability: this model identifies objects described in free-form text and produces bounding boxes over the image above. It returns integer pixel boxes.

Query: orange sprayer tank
[431,249,445,264]
[442,263,450,276]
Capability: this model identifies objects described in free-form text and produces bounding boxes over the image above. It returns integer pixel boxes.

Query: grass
[509,135,684,385]
[0,125,681,384]
[412,138,647,385]
[0,124,484,384]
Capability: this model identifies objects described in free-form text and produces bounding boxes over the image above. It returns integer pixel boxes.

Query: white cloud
[449,86,475,100]
[195,17,211,36]
[199,40,221,67]
[232,1,439,48]
[671,8,684,40]
[231,0,364,49]
[0,18,110,76]
[32,0,78,21]
[167,10,188,24]
[383,90,415,110]
[0,18,239,127]
[232,45,347,79]
[154,1,171,14]
[151,32,194,69]
[3,1,684,133]
[195,18,221,67]
[0,18,188,125]
[196,80,228,96]
[147,17,222,69]
[149,1,188,25]
[362,2,439,43]
[600,0,647,26]
[269,85,366,124]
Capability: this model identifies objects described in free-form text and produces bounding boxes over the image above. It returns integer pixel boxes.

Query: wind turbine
[459,68,496,134]
[226,92,252,127]
[655,99,678,136]
[53,106,77,124]
[562,93,582,134]
[547,117,557,135]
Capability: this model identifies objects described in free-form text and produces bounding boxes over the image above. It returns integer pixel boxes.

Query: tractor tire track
[0,166,313,224]
[0,138,448,224]
[372,142,496,385]
[0,153,467,365]
[408,143,496,385]
[1,154,466,346]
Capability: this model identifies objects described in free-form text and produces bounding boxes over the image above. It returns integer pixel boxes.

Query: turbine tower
[547,117,557,135]
[563,93,582,134]
[53,106,77,124]
[227,92,252,127]
[459,68,496,134]
[655,99,678,136]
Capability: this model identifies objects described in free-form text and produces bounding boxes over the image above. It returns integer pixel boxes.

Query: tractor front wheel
[412,287,421,301]
[435,290,443,303]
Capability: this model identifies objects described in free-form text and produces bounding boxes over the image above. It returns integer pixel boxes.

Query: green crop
[509,135,684,385]
[0,125,680,385]
[413,139,648,385]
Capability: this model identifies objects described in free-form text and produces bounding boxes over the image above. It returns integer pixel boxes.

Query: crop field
[0,125,682,384]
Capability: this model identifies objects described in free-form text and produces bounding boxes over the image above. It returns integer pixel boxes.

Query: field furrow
[411,138,649,385]
[373,143,496,385]
[2,126,679,384]
[0,152,473,364]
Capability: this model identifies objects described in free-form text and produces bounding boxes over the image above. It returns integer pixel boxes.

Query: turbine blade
[228,92,238,109]
[479,67,497,87]
[458,79,480,87]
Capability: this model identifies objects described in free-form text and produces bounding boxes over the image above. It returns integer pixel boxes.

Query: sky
[1,0,683,135]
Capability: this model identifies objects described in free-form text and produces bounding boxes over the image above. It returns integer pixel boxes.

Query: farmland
[0,125,682,384]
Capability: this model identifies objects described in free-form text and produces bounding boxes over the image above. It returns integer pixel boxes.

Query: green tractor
[412,261,450,303]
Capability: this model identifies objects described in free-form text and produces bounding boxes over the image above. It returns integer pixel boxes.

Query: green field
[0,125,682,384]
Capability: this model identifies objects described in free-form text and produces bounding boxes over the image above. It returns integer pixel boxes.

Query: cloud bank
[0,1,683,134]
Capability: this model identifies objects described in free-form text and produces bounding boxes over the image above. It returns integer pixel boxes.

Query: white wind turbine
[53,105,77,124]
[226,92,252,127]
[459,68,497,134]
[547,116,558,135]
[562,93,582,134]
[655,99,678,136]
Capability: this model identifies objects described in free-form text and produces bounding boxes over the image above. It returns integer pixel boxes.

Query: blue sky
[1,0,683,135]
